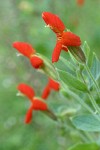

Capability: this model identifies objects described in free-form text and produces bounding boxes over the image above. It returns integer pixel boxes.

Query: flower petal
[30,55,44,69]
[41,85,50,99]
[77,0,85,6]
[42,12,65,34]
[49,78,60,91]
[25,106,33,124]
[17,83,35,101]
[52,41,62,63]
[13,42,35,58]
[33,99,48,110]
[62,32,81,47]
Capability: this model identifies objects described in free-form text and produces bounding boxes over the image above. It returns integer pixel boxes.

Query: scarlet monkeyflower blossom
[76,0,85,6]
[42,12,83,63]
[17,83,57,123]
[13,42,43,69]
[18,83,48,123]
[42,78,60,99]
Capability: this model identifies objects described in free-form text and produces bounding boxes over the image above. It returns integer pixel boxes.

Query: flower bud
[68,46,86,64]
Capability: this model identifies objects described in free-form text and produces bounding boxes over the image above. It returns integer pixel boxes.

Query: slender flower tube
[42,78,60,99]
[42,12,86,63]
[17,83,57,123]
[13,42,43,69]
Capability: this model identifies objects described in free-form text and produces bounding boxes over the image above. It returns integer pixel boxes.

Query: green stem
[85,64,100,97]
[83,131,94,143]
[80,71,100,114]
[61,82,93,114]
[57,118,89,143]
[61,82,100,122]
[88,91,100,114]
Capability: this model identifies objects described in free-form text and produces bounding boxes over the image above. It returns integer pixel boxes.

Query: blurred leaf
[83,41,93,68]
[57,69,88,92]
[90,53,100,81]
[83,42,100,87]
[71,114,100,132]
[60,56,76,72]
[57,105,79,117]
[60,89,72,99]
[68,143,99,150]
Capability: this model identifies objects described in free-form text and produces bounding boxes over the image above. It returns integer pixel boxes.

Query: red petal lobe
[13,42,35,58]
[30,55,44,69]
[33,99,48,111]
[49,78,60,91]
[25,106,33,124]
[42,85,51,99]
[17,83,35,101]
[52,42,62,63]
[62,32,81,47]
[42,12,65,34]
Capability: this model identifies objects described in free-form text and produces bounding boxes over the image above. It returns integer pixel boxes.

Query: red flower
[42,78,60,99]
[42,12,65,35]
[42,12,81,63]
[13,42,44,69]
[17,83,48,123]
[76,0,85,6]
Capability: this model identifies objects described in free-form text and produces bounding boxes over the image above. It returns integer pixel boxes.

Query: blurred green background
[0,0,100,149]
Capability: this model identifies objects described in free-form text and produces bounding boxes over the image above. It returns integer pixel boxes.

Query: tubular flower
[76,0,85,6]
[13,42,43,69]
[17,83,57,123]
[17,83,48,123]
[42,12,86,63]
[42,78,60,99]
[13,41,59,79]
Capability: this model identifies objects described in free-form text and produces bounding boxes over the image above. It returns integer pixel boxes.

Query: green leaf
[83,42,100,86]
[60,56,76,72]
[57,69,88,92]
[68,143,99,150]
[71,114,100,132]
[91,53,100,81]
[83,41,93,68]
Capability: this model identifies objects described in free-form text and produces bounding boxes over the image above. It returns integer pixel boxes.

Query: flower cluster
[13,41,60,123]
[13,11,85,124]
